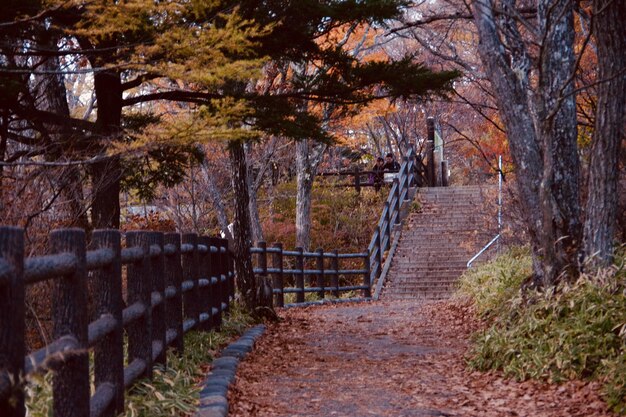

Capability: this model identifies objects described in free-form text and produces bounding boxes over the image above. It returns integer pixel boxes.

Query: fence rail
[250,242,371,306]
[0,227,234,417]
[250,145,420,307]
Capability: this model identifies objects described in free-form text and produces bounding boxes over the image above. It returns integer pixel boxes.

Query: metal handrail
[467,234,500,268]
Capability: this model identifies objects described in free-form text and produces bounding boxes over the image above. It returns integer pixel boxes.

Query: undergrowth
[25,304,255,417]
[457,247,626,414]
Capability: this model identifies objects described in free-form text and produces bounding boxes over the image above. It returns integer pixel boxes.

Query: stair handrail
[367,146,418,288]
[467,234,500,268]
[467,155,503,268]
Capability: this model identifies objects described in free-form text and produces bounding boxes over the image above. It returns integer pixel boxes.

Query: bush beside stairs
[383,185,496,301]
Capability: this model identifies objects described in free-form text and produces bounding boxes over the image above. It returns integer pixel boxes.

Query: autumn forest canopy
[1,0,625,310]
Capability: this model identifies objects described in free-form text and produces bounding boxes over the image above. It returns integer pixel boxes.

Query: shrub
[459,248,626,414]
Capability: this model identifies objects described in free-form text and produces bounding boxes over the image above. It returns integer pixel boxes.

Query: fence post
[91,230,124,416]
[331,249,339,298]
[225,240,234,309]
[164,233,184,353]
[197,236,212,332]
[316,248,325,299]
[376,225,383,277]
[295,247,305,303]
[148,232,167,364]
[50,229,89,417]
[426,117,435,187]
[0,227,25,417]
[271,243,284,307]
[126,231,153,380]
[219,240,229,317]
[181,233,200,331]
[354,166,361,194]
[363,251,372,298]
[384,202,391,251]
[258,241,267,276]
[394,178,401,224]
[208,237,222,329]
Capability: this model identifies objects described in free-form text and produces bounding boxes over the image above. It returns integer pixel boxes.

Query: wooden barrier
[0,228,234,417]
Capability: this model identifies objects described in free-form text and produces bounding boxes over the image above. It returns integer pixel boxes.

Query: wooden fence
[249,145,420,305]
[0,228,234,417]
[250,242,371,307]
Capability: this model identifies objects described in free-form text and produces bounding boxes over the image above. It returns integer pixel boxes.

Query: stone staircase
[383,185,496,300]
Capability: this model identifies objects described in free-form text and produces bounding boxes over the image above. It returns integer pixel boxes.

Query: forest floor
[229,299,614,417]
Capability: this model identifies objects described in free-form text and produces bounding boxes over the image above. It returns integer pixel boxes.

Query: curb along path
[229,301,612,417]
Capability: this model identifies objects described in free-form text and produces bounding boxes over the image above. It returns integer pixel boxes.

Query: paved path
[229,300,612,417]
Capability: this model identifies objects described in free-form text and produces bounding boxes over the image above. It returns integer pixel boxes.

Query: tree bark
[244,142,264,244]
[295,139,327,250]
[201,163,233,241]
[35,35,89,229]
[472,0,581,285]
[229,141,258,311]
[536,0,581,282]
[91,70,123,229]
[583,0,626,266]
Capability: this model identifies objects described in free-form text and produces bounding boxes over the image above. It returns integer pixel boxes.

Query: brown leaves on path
[229,300,613,417]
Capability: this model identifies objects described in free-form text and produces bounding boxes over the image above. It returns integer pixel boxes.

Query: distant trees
[1,1,458,312]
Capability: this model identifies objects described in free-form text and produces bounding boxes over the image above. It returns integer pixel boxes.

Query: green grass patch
[25,303,255,417]
[458,247,626,414]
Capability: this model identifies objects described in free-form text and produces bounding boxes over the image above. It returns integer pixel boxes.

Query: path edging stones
[194,324,266,417]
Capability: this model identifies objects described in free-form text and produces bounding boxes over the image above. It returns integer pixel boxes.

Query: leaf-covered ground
[229,300,614,417]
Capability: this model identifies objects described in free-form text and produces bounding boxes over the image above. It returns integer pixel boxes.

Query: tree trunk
[35,35,88,229]
[583,0,626,266]
[536,0,581,283]
[229,141,258,311]
[244,142,264,244]
[201,164,233,241]
[91,70,122,229]
[295,139,327,249]
[472,0,581,286]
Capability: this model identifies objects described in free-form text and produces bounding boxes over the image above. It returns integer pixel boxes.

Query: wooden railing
[250,242,371,307]
[367,147,418,287]
[250,145,419,306]
[0,228,234,417]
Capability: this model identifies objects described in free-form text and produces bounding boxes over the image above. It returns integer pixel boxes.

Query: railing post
[376,225,383,277]
[197,236,212,332]
[0,227,25,417]
[181,233,200,331]
[258,241,267,277]
[384,201,391,251]
[394,178,401,224]
[126,231,153,380]
[295,247,305,303]
[148,232,167,364]
[354,166,361,194]
[316,248,325,299]
[363,251,372,298]
[271,243,284,307]
[164,233,184,353]
[225,240,234,308]
[91,230,124,416]
[426,117,436,187]
[331,249,339,298]
[208,237,223,329]
[50,229,89,417]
